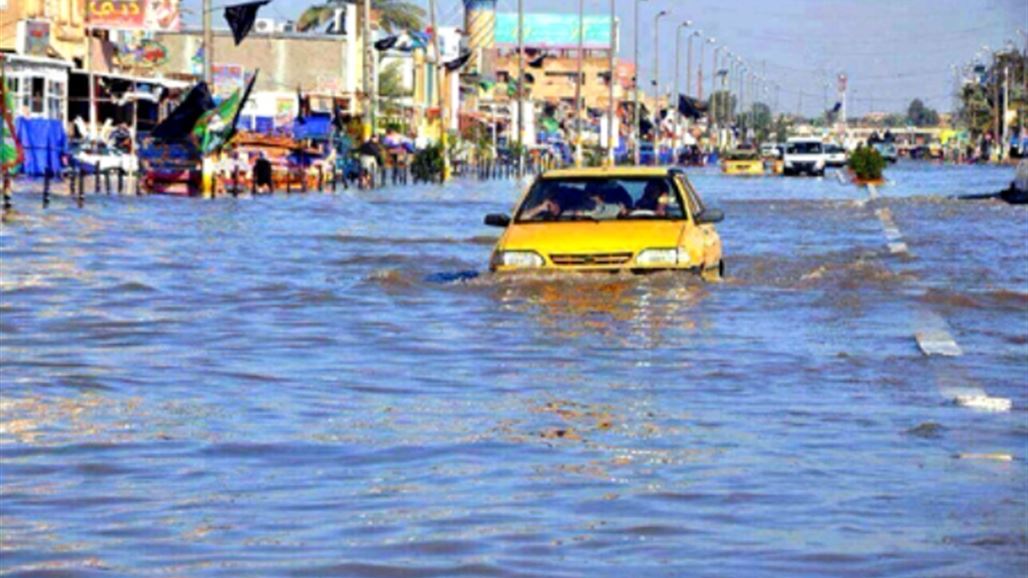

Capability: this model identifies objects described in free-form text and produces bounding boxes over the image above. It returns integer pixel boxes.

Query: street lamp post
[606,0,616,166]
[687,30,700,98]
[516,0,525,174]
[715,45,723,148]
[652,10,668,165]
[574,0,585,167]
[673,21,692,158]
[632,0,647,166]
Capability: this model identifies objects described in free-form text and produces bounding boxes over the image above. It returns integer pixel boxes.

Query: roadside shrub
[849,146,886,181]
[412,143,444,182]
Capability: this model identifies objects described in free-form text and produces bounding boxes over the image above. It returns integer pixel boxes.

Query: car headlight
[491,250,544,268]
[635,248,691,266]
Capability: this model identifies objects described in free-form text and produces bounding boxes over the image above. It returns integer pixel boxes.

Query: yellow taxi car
[484,167,724,279]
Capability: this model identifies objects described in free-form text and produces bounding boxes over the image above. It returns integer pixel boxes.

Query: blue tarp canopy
[292,113,333,140]
[16,118,67,176]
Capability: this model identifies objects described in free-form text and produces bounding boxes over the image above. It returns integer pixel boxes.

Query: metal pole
[574,0,584,167]
[632,0,642,166]
[1,55,9,209]
[606,0,616,166]
[687,31,698,98]
[652,10,666,165]
[203,0,213,85]
[430,0,449,180]
[1002,63,1009,161]
[517,0,525,173]
[674,23,690,156]
[362,0,373,141]
[711,45,721,148]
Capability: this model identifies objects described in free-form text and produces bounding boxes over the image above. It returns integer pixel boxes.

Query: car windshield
[516,177,686,222]
[787,142,822,154]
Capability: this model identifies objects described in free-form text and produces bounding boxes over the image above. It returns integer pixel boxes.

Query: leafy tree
[708,90,736,121]
[298,0,425,34]
[906,98,940,127]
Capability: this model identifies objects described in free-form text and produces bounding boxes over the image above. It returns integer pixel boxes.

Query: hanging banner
[212,64,246,102]
[16,20,51,57]
[88,0,181,32]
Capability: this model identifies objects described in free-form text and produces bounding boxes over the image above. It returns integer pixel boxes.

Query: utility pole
[710,45,721,149]
[517,0,525,173]
[606,0,616,166]
[362,0,372,140]
[1,54,8,205]
[86,3,96,138]
[429,0,449,180]
[574,0,585,167]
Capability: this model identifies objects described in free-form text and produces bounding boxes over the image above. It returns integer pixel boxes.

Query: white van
[783,137,826,177]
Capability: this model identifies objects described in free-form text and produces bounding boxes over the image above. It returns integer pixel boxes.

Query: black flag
[225,0,271,46]
[151,82,215,142]
[677,94,707,120]
[528,53,547,68]
[444,51,472,72]
[374,36,399,51]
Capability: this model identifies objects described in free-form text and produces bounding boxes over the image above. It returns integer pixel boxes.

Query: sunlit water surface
[1,161,1025,577]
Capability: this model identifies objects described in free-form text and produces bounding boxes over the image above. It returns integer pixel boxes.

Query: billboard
[495,13,615,49]
[88,0,181,32]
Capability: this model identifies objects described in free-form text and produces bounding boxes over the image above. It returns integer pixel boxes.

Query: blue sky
[188,0,1026,115]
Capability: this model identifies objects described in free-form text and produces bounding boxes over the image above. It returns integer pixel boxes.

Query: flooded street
[1,163,1025,577]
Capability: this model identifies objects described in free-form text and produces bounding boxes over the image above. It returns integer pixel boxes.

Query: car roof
[541,167,677,179]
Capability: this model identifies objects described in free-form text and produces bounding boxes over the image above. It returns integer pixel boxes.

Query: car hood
[500,220,685,255]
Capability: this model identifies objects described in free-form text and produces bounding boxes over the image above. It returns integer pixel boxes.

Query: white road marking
[915,330,963,356]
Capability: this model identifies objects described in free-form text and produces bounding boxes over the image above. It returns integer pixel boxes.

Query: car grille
[549,252,634,266]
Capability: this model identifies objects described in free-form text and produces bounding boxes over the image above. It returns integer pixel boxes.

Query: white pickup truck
[783,137,826,177]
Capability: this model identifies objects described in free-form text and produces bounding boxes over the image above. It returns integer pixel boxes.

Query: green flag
[192,72,257,155]
[2,84,21,173]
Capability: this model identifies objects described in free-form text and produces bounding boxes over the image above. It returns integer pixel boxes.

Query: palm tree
[297,0,425,34]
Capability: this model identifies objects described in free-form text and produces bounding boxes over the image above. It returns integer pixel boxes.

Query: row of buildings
[2,0,640,150]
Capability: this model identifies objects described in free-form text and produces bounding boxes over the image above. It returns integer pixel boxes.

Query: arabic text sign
[495,13,614,49]
[89,0,181,32]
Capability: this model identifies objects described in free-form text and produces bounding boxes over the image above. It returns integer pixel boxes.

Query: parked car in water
[872,142,898,164]
[760,142,783,159]
[823,143,848,168]
[783,137,826,176]
[483,167,724,280]
[70,140,138,175]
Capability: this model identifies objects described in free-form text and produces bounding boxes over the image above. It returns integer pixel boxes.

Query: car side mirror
[695,208,724,224]
[484,213,511,228]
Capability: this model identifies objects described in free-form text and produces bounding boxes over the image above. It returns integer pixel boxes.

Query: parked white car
[824,143,848,168]
[783,137,826,177]
[71,141,139,175]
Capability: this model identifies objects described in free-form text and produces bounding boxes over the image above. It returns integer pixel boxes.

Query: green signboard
[495,13,615,49]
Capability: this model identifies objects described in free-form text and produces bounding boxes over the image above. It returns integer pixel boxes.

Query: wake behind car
[484,167,724,280]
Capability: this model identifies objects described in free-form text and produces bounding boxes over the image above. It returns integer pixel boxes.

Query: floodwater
[1,162,1025,577]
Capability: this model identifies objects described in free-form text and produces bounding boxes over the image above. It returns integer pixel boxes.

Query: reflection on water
[1,163,1025,577]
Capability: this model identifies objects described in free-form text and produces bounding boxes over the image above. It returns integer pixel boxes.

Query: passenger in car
[635,180,671,216]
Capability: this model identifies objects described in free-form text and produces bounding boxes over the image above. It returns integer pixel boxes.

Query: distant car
[872,142,898,164]
[760,143,783,159]
[783,137,826,176]
[71,141,138,175]
[823,143,848,168]
[483,167,724,280]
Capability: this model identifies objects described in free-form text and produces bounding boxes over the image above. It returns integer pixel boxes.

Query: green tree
[298,0,425,34]
[708,90,737,121]
[906,98,940,127]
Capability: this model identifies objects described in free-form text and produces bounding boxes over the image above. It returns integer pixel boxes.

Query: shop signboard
[16,20,51,57]
[212,64,245,102]
[88,0,181,32]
